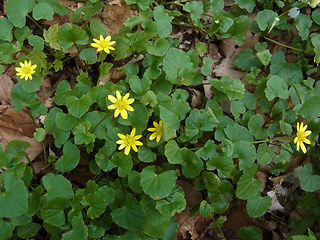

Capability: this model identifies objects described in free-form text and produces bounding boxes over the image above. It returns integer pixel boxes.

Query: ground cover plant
[0,0,320,239]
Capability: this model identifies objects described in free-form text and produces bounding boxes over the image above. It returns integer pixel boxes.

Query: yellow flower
[15,60,37,81]
[91,35,116,54]
[107,91,134,119]
[148,120,163,142]
[116,128,143,155]
[294,122,312,154]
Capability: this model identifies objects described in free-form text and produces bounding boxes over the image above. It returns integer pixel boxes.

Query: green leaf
[138,146,157,163]
[202,57,213,76]
[264,75,289,101]
[42,173,74,201]
[140,166,177,200]
[28,35,44,51]
[236,169,262,200]
[163,48,201,86]
[55,80,71,105]
[165,140,183,164]
[141,90,158,107]
[95,144,116,171]
[111,195,146,230]
[224,124,253,142]
[294,96,320,119]
[247,196,272,218]
[235,0,255,12]
[257,10,278,31]
[17,74,44,93]
[99,62,113,81]
[248,114,269,140]
[34,128,46,142]
[62,216,88,240]
[81,193,106,219]
[147,38,170,56]
[270,51,303,84]
[28,51,48,74]
[210,0,224,13]
[128,171,143,193]
[230,100,246,120]
[196,140,217,160]
[141,197,171,238]
[257,49,272,66]
[199,200,215,217]
[43,24,61,50]
[0,172,28,218]
[66,94,92,118]
[185,108,218,140]
[40,197,70,226]
[111,152,133,177]
[234,141,256,170]
[80,48,97,64]
[0,18,13,42]
[55,141,80,172]
[238,226,262,240]
[294,14,312,40]
[153,5,173,38]
[257,143,274,165]
[44,108,70,148]
[202,171,220,192]
[17,222,41,239]
[90,19,108,39]
[156,188,186,217]
[58,23,88,50]
[73,121,96,145]
[0,220,14,239]
[196,42,207,57]
[181,149,203,178]
[33,2,54,20]
[223,15,250,46]
[234,49,261,71]
[312,7,320,25]
[127,76,152,95]
[299,163,320,192]
[96,186,116,206]
[210,76,245,100]
[55,112,77,131]
[159,97,190,130]
[26,186,43,217]
[183,1,204,26]
[207,152,234,178]
[5,0,35,27]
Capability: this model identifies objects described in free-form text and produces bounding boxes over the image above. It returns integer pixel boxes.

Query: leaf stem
[91,112,110,132]
[251,136,294,144]
[263,36,304,52]
[292,83,303,104]
[211,216,227,240]
[74,43,90,73]
[26,14,44,31]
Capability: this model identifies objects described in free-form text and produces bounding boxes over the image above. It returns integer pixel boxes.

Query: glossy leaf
[299,163,320,192]
[55,141,80,172]
[58,23,88,50]
[5,0,35,27]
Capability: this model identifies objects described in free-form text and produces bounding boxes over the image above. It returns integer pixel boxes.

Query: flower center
[22,65,32,74]
[297,132,305,140]
[116,100,126,110]
[125,136,134,146]
[100,39,109,48]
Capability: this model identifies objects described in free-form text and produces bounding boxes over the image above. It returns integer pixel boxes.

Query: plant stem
[91,112,110,132]
[27,14,44,31]
[292,83,303,104]
[251,136,295,144]
[74,43,90,73]
[263,36,304,52]
[211,216,227,240]
[24,152,36,174]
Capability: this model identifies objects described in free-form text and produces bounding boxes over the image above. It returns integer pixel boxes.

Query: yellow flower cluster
[15,60,37,81]
[91,35,116,54]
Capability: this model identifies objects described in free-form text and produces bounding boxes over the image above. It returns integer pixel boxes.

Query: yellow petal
[304,139,311,144]
[117,133,126,139]
[294,137,298,143]
[304,130,312,137]
[132,145,138,152]
[104,48,110,54]
[107,104,117,110]
[124,146,131,155]
[300,142,307,153]
[134,135,142,140]
[120,110,128,119]
[108,95,117,103]
[156,135,161,142]
[130,128,136,137]
[116,139,123,144]
[118,144,126,150]
[123,93,130,101]
[116,91,121,99]
[135,141,143,146]
[126,98,135,104]
[148,127,156,132]
[126,105,134,112]
[114,109,120,118]
[149,132,157,140]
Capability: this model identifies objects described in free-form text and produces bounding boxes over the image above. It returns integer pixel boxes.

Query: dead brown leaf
[102,0,135,34]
